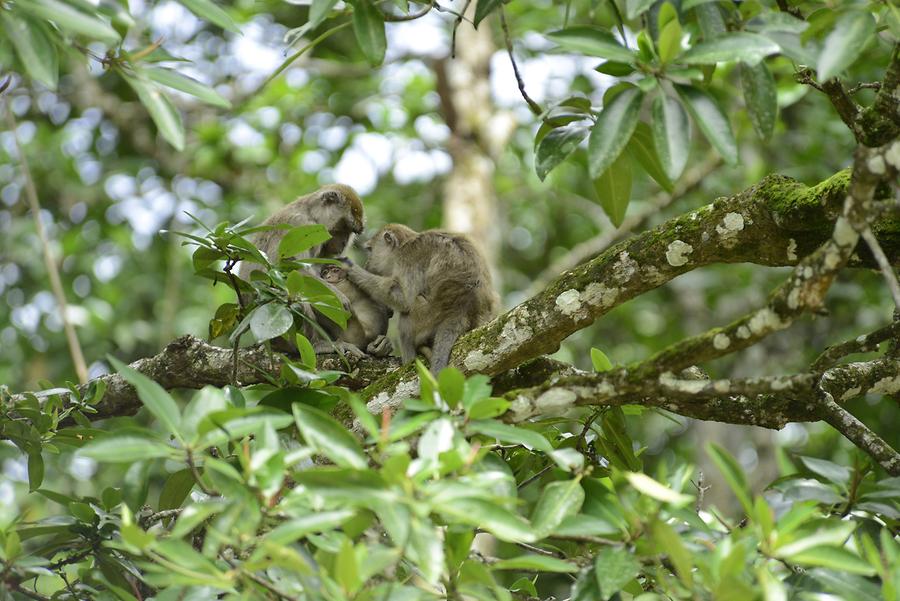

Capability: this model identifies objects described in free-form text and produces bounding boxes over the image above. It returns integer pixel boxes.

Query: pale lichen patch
[736,325,751,339]
[832,216,858,247]
[748,308,785,335]
[716,212,745,236]
[840,386,862,402]
[867,155,886,175]
[509,395,534,421]
[870,375,900,396]
[497,314,534,353]
[787,287,801,310]
[464,349,492,371]
[787,238,798,262]
[713,333,731,350]
[666,240,693,267]
[584,282,619,309]
[885,140,900,170]
[535,388,577,413]
[613,251,638,284]
[555,289,583,316]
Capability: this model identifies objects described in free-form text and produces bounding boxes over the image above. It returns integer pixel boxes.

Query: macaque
[341,224,499,373]
[238,184,365,351]
[318,264,392,358]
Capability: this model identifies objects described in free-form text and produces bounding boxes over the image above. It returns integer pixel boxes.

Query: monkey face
[364,224,415,275]
[313,186,365,257]
[320,264,346,284]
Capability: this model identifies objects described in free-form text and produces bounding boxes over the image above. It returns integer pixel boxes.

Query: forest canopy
[1,0,899,599]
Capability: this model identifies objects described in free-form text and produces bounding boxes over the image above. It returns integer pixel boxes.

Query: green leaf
[18,0,121,44]
[144,67,231,108]
[590,348,613,372]
[467,397,510,420]
[682,0,718,8]
[335,537,362,595]
[468,420,554,453]
[546,27,637,63]
[706,443,752,514]
[625,472,693,506]
[627,122,673,192]
[594,547,641,600]
[309,0,340,28]
[1,13,58,89]
[657,18,683,64]
[593,152,632,227]
[170,501,226,537]
[651,519,693,587]
[680,32,780,66]
[158,469,195,511]
[817,10,876,81]
[473,0,501,27]
[435,497,535,542]
[264,509,356,545]
[416,359,439,406]
[809,568,883,601]
[293,403,367,469]
[349,396,379,439]
[740,60,777,140]
[437,367,465,408]
[295,334,317,369]
[80,434,176,462]
[179,0,240,33]
[120,70,185,151]
[588,87,643,179]
[531,479,585,538]
[69,501,96,523]
[675,84,737,165]
[694,2,726,39]
[625,0,656,20]
[651,94,690,181]
[492,554,579,573]
[535,125,589,181]
[799,455,851,487]
[351,0,386,66]
[109,356,183,440]
[278,224,331,259]
[788,546,876,575]
[27,452,44,491]
[249,302,293,342]
[775,520,856,556]
[408,517,445,585]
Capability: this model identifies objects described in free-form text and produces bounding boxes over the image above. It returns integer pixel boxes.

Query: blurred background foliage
[0,0,897,523]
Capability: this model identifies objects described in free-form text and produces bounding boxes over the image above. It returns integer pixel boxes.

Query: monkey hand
[336,256,354,268]
[366,335,393,357]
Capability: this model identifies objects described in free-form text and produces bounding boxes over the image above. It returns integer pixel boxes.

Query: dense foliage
[1,0,899,599]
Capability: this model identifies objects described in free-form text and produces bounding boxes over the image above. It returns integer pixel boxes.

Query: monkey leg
[429,323,463,374]
[397,315,417,364]
[313,340,365,359]
[366,335,393,357]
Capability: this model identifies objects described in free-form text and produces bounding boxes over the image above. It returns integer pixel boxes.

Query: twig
[450,0,472,58]
[382,0,433,22]
[516,542,561,557]
[795,67,863,141]
[498,6,542,116]
[817,387,900,475]
[141,507,184,527]
[812,320,900,371]
[2,97,89,384]
[186,449,217,496]
[861,227,900,311]
[517,463,553,489]
[848,82,881,94]
[692,471,709,514]
[8,585,51,601]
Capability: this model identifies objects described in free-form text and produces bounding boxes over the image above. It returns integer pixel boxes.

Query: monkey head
[363,223,418,275]
[319,263,347,284]
[307,184,365,257]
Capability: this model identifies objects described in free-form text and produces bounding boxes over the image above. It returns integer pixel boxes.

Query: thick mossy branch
[6,169,899,436]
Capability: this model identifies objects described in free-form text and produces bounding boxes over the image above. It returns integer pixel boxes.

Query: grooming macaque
[342,224,499,373]
[318,264,392,358]
[239,184,366,352]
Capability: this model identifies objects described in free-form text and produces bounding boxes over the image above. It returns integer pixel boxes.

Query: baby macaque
[341,224,499,373]
[318,264,391,358]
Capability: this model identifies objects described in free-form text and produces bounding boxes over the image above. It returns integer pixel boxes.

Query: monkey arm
[345,265,411,313]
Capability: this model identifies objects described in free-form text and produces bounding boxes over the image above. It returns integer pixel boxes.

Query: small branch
[812,320,900,372]
[2,97,89,384]
[382,0,433,22]
[817,388,900,475]
[861,227,900,311]
[795,68,862,141]
[498,6,542,115]
[449,0,472,58]
[848,82,881,94]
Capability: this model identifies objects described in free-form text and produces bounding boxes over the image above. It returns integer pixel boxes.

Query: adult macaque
[238,184,365,351]
[341,224,499,373]
[318,264,392,358]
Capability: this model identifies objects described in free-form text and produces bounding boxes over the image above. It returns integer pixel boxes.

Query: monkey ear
[383,230,398,247]
[321,190,342,204]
